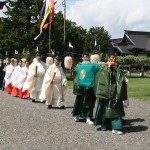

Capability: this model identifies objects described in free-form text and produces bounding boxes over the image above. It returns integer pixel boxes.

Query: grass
[66,73,73,89]
[128,77,150,101]
[66,73,150,101]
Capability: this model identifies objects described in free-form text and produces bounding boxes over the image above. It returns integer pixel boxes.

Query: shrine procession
[0,0,150,149]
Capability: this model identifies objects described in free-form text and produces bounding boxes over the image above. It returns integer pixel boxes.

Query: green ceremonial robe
[72,66,84,116]
[94,65,127,129]
[72,65,97,118]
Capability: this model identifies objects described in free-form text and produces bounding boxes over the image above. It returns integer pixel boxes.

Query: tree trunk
[141,64,144,77]
[129,65,131,77]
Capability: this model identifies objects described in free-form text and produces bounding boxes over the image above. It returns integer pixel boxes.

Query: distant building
[111,30,150,57]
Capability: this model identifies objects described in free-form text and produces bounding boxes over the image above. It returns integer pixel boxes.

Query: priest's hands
[107,62,116,67]
[106,62,118,71]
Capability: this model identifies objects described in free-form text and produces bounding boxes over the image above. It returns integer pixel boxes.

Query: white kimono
[11,65,22,88]
[40,63,67,106]
[18,66,29,90]
[23,60,46,100]
[4,64,15,86]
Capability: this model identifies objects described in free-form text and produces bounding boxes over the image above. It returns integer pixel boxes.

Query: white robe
[4,64,15,86]
[23,60,46,93]
[123,77,129,108]
[17,66,29,90]
[11,65,22,88]
[40,63,67,105]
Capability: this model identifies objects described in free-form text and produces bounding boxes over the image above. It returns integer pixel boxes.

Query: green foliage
[117,55,136,65]
[40,11,87,59]
[117,55,150,65]
[22,49,30,61]
[0,1,111,60]
[0,0,42,57]
[85,26,111,54]
[100,52,107,62]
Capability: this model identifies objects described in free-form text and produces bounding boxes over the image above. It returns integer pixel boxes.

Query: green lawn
[66,73,73,89]
[128,78,150,101]
[66,74,150,101]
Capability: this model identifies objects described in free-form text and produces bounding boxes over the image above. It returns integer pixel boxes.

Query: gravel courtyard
[0,89,149,150]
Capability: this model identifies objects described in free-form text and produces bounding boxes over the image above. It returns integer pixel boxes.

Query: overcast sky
[1,0,150,39]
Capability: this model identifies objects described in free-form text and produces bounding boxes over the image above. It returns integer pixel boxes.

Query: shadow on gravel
[78,119,86,123]
[123,118,148,133]
[32,101,45,104]
[75,118,95,123]
[127,118,145,124]
[123,125,148,133]
[47,106,73,109]
[65,106,74,109]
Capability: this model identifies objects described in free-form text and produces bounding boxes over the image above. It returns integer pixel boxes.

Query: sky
[1,0,150,38]
[55,0,150,38]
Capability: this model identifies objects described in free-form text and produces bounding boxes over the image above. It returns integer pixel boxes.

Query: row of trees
[117,55,150,77]
[0,0,111,60]
[118,55,150,65]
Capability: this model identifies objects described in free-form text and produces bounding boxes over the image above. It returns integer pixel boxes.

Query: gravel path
[0,89,150,150]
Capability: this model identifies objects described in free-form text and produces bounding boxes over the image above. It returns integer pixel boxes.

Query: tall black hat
[107,46,117,57]
[55,56,61,61]
[35,51,41,57]
[82,51,89,57]
[108,50,117,57]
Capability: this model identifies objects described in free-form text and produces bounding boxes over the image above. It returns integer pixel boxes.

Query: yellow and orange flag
[40,0,54,33]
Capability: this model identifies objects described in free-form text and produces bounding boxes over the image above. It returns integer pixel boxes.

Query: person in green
[81,54,96,125]
[73,53,100,125]
[94,50,127,134]
[72,58,84,122]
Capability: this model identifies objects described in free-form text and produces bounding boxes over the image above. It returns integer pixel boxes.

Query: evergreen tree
[85,26,111,54]
[0,0,43,58]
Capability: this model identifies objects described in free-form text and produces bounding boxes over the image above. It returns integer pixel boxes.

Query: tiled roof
[111,30,150,54]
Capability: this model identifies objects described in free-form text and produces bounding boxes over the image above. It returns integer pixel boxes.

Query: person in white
[18,61,29,89]
[23,52,46,102]
[21,58,27,67]
[11,60,22,96]
[4,58,15,93]
[40,56,67,109]
[18,61,30,98]
[38,57,54,103]
[46,57,53,69]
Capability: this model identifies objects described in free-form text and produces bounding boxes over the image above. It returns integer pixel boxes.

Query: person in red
[11,60,22,96]
[18,61,30,99]
[4,58,15,94]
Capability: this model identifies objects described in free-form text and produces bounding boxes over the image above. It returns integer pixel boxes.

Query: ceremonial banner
[77,63,100,87]
[40,0,54,32]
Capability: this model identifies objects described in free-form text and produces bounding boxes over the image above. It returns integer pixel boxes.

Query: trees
[39,11,87,60]
[117,55,150,77]
[85,26,111,54]
[0,1,111,61]
[0,0,42,58]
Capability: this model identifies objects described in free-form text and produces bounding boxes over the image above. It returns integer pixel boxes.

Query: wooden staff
[50,72,56,84]
[34,66,38,77]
